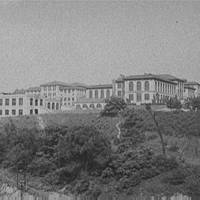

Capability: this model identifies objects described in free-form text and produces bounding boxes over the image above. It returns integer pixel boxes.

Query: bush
[101,96,127,117]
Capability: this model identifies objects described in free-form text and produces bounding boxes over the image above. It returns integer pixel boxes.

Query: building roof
[40,81,87,88]
[13,89,26,94]
[26,87,41,92]
[76,97,106,104]
[123,74,177,84]
[157,74,185,82]
[87,84,112,89]
[185,81,200,86]
[184,85,196,90]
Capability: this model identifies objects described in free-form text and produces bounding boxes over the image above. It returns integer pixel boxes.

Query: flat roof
[87,84,112,89]
[40,81,87,89]
[123,74,177,84]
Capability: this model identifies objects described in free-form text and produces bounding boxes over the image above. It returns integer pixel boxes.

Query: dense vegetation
[0,107,200,198]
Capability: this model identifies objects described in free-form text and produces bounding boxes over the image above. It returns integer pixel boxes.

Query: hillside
[0,110,200,199]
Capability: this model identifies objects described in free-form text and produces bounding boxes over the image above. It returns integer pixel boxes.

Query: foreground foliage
[0,109,200,197]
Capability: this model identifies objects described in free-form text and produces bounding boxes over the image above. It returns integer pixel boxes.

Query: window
[64,97,67,101]
[96,104,102,109]
[52,103,55,110]
[47,102,50,109]
[30,98,33,106]
[89,104,95,109]
[95,90,98,98]
[19,98,23,106]
[117,91,122,97]
[35,99,38,106]
[76,104,81,109]
[5,99,9,106]
[12,98,16,106]
[89,90,93,98]
[48,86,51,91]
[56,103,59,110]
[129,94,134,101]
[0,110,2,115]
[106,90,110,99]
[0,99,2,106]
[137,81,142,91]
[12,110,16,115]
[145,93,150,100]
[136,93,142,102]
[19,109,23,115]
[100,90,104,98]
[40,99,43,106]
[68,98,70,101]
[144,81,150,91]
[35,109,38,114]
[72,97,74,101]
[83,104,88,109]
[117,82,122,89]
[129,82,134,91]
[5,110,9,115]
[30,109,33,115]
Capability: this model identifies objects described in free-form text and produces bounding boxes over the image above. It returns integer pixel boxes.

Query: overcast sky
[0,0,200,91]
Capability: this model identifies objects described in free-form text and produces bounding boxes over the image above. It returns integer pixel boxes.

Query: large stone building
[112,74,184,105]
[184,81,200,97]
[0,73,199,117]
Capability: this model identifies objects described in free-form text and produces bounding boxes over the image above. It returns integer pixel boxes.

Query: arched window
[56,103,59,110]
[144,81,150,91]
[129,81,134,91]
[47,102,50,109]
[96,103,102,109]
[83,104,88,109]
[100,89,104,98]
[52,102,55,110]
[30,98,33,106]
[106,89,110,99]
[89,104,95,109]
[35,99,38,106]
[137,81,142,91]
[95,90,98,98]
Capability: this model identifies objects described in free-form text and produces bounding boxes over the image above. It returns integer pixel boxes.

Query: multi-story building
[113,74,178,105]
[74,84,113,109]
[183,85,195,99]
[0,73,198,117]
[184,81,200,97]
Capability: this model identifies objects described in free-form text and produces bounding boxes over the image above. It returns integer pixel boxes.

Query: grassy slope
[1,111,200,196]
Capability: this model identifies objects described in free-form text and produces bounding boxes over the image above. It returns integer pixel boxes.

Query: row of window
[128,93,150,102]
[30,98,43,106]
[128,81,150,91]
[43,86,57,91]
[47,102,60,110]
[0,98,23,106]
[76,103,103,109]
[62,97,75,102]
[155,81,176,95]
[0,109,23,116]
[89,89,111,99]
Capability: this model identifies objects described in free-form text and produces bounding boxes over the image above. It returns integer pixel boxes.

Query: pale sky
[0,0,200,92]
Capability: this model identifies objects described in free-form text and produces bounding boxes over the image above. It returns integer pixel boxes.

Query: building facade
[183,85,195,99]
[113,74,177,105]
[184,82,200,97]
[0,73,199,117]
